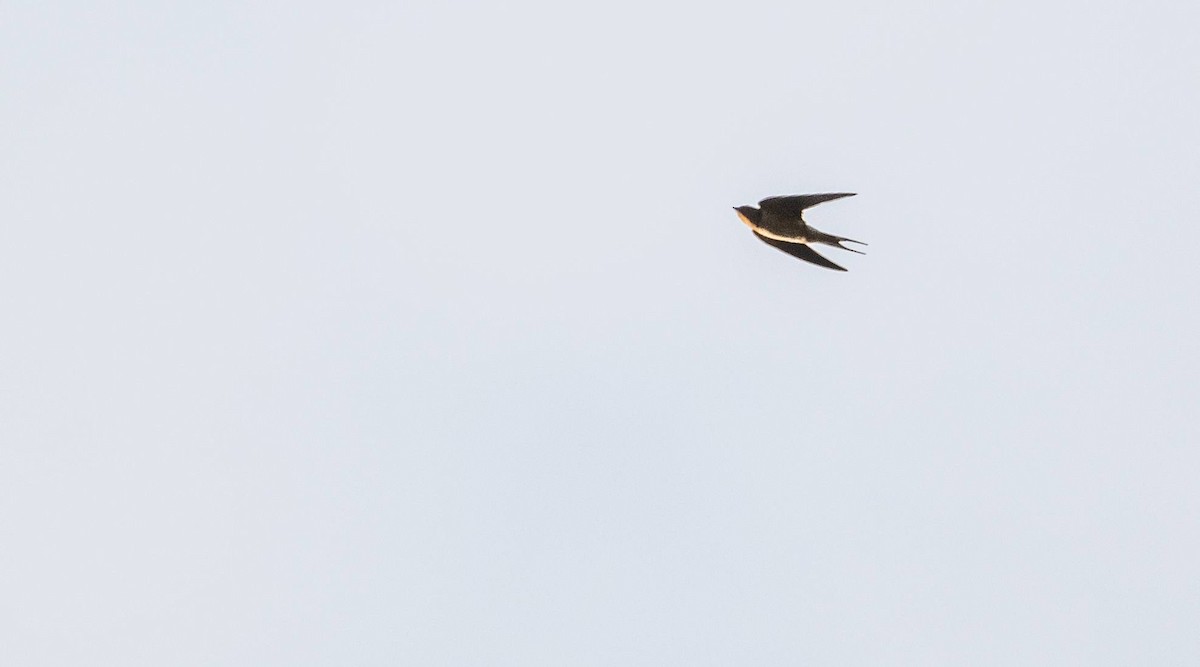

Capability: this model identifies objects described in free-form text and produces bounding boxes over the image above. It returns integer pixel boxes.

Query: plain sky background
[3,1,1199,665]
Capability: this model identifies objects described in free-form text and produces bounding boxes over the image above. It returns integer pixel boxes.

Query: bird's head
[733,205,761,226]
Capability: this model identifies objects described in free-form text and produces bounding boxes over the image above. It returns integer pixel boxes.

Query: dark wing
[758,193,856,216]
[752,232,847,271]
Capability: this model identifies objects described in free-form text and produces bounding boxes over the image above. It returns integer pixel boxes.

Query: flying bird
[734,193,866,271]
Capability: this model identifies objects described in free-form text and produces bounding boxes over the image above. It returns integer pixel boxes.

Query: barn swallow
[734,193,866,271]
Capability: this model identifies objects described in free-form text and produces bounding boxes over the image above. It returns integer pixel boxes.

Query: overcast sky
[3,2,1198,665]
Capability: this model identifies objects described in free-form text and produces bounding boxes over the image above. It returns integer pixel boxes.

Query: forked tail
[829,234,867,255]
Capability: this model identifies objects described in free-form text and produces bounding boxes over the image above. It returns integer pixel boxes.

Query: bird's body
[734,193,865,271]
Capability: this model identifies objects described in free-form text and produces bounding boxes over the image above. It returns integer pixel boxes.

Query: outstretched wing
[752,232,847,271]
[758,193,856,216]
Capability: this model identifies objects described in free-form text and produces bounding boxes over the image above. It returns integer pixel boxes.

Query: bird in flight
[734,193,866,271]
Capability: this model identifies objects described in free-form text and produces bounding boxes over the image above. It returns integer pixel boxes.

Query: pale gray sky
[3,2,1199,665]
